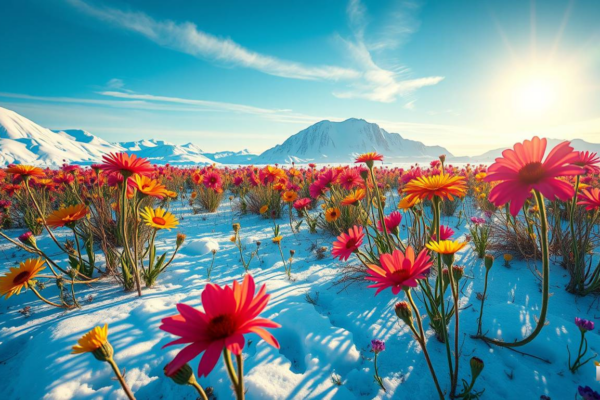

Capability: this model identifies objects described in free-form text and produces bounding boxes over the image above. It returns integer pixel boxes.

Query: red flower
[338,168,363,190]
[431,225,454,241]
[160,274,280,377]
[484,137,582,216]
[376,211,402,234]
[574,151,600,175]
[578,188,600,211]
[293,198,312,210]
[366,247,432,295]
[309,181,328,199]
[203,171,222,190]
[332,226,365,261]
[99,153,153,178]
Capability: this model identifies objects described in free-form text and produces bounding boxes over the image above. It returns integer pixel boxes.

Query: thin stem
[107,358,136,400]
[406,290,445,400]
[30,286,66,308]
[235,353,245,400]
[480,190,550,347]
[190,381,209,400]
[222,349,239,388]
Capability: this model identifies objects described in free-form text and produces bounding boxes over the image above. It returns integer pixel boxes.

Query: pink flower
[332,226,365,261]
[376,211,402,234]
[484,137,582,216]
[366,247,433,295]
[160,275,280,377]
[203,171,222,190]
[338,168,363,190]
[309,181,328,199]
[432,225,454,241]
[293,198,312,210]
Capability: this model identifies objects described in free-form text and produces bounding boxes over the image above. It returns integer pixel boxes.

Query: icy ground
[0,198,598,400]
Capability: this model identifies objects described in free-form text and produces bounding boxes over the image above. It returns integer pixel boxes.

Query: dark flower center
[345,238,358,249]
[207,314,236,339]
[13,271,31,285]
[518,162,545,184]
[392,269,411,282]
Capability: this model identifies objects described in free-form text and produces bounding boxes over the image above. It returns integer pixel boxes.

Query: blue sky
[1,0,599,155]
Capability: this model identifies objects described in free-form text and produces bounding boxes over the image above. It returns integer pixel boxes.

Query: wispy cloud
[333,0,443,102]
[66,0,442,103]
[0,90,334,125]
[66,0,359,82]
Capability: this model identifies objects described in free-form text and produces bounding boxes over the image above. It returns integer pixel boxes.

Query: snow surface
[0,197,598,400]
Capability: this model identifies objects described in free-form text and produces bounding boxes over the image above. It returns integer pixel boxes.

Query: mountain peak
[257,118,450,164]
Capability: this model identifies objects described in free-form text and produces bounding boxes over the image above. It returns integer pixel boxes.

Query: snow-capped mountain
[0,106,122,165]
[451,138,600,163]
[203,149,258,164]
[117,139,214,165]
[257,118,451,164]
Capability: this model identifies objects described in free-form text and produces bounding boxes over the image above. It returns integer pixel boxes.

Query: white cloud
[333,0,443,102]
[66,0,442,103]
[106,78,125,89]
[66,0,359,82]
[404,100,416,110]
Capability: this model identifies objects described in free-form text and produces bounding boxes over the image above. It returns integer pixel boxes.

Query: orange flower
[325,207,341,222]
[0,258,45,299]
[131,175,168,199]
[46,204,89,228]
[5,165,45,179]
[403,174,467,202]
[281,190,298,203]
[341,189,366,206]
[355,152,384,164]
[397,195,420,210]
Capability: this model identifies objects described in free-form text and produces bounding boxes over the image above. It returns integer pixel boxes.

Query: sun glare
[514,74,559,114]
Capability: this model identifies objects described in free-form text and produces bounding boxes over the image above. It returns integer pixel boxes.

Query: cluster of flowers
[1,136,600,398]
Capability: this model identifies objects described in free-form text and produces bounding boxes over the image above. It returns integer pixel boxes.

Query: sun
[491,61,581,124]
[514,73,559,114]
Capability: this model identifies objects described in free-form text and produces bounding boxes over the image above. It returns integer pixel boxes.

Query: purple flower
[484,211,493,219]
[470,217,485,225]
[579,386,600,400]
[371,339,385,354]
[575,317,595,333]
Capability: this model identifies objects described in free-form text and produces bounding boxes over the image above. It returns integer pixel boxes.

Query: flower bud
[18,231,37,248]
[439,154,446,163]
[394,301,413,326]
[232,223,241,233]
[470,357,484,382]
[290,249,295,257]
[176,233,186,247]
[164,363,197,386]
[442,253,455,268]
[360,170,369,180]
[451,266,464,282]
[484,254,494,271]
[92,341,114,362]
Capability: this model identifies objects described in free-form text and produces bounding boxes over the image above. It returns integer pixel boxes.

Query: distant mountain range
[257,118,451,164]
[1,106,599,166]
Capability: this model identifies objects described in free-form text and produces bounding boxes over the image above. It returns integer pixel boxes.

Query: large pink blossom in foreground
[366,247,432,295]
[160,275,280,377]
[484,137,582,216]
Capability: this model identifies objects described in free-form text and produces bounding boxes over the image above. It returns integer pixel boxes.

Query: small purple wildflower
[575,317,595,333]
[371,339,385,354]
[579,386,600,400]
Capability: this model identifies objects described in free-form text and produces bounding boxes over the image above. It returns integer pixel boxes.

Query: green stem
[107,358,136,400]
[481,190,550,347]
[190,381,209,400]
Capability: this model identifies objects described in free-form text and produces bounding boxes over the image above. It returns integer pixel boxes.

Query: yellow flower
[426,239,468,254]
[475,172,487,181]
[325,207,341,223]
[230,236,237,242]
[139,207,179,230]
[260,205,269,214]
[72,324,113,361]
[272,236,283,244]
[0,258,45,299]
[503,253,513,262]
